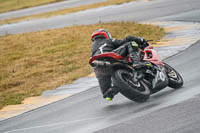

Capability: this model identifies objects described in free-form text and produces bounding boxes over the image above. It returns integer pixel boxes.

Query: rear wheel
[164,62,183,89]
[112,69,150,102]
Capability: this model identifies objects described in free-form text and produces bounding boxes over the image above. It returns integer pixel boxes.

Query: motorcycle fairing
[152,66,169,91]
[89,52,123,64]
[142,48,164,66]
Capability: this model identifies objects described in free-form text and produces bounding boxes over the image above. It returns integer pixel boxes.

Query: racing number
[159,71,166,81]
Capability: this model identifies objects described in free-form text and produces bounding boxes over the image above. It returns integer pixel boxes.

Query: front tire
[164,62,183,89]
[112,69,150,102]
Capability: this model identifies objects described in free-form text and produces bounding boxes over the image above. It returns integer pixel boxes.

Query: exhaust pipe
[91,60,111,68]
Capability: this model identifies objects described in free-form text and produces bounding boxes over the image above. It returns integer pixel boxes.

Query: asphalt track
[1,43,200,133]
[1,0,200,35]
[1,0,200,133]
[0,0,106,20]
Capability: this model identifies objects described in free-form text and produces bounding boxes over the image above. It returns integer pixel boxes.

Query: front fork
[152,65,169,91]
[131,64,169,92]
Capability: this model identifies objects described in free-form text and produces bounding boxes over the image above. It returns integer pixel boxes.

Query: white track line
[4,116,105,133]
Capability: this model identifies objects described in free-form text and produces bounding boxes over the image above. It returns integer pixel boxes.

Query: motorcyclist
[90,29,150,101]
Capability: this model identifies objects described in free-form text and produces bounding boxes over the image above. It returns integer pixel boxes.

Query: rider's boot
[130,52,144,68]
[128,41,152,69]
[103,86,119,101]
[130,52,152,69]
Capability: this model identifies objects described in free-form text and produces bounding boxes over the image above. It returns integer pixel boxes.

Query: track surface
[1,0,200,133]
[0,0,200,35]
[0,0,106,20]
[1,42,200,133]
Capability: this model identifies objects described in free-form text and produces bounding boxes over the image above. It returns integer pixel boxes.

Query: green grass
[0,22,165,109]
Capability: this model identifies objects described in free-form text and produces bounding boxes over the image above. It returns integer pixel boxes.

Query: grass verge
[0,0,65,13]
[0,22,165,109]
[0,0,136,25]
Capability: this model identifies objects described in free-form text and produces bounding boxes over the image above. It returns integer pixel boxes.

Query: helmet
[91,29,112,41]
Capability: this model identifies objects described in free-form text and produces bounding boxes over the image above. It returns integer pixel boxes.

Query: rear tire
[112,69,150,102]
[164,62,183,89]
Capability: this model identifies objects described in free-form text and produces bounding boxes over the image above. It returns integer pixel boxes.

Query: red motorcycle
[89,43,183,102]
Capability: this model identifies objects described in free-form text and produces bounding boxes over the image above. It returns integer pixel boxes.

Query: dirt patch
[164,26,188,33]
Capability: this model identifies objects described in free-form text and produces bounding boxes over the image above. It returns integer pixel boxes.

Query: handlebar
[146,40,153,42]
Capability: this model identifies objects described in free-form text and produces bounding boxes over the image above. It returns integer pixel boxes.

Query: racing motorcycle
[89,42,183,102]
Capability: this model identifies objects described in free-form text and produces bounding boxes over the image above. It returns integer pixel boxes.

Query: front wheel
[164,62,183,89]
[112,69,150,102]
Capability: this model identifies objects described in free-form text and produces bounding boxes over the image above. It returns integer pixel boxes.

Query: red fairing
[142,49,164,65]
[89,52,123,64]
